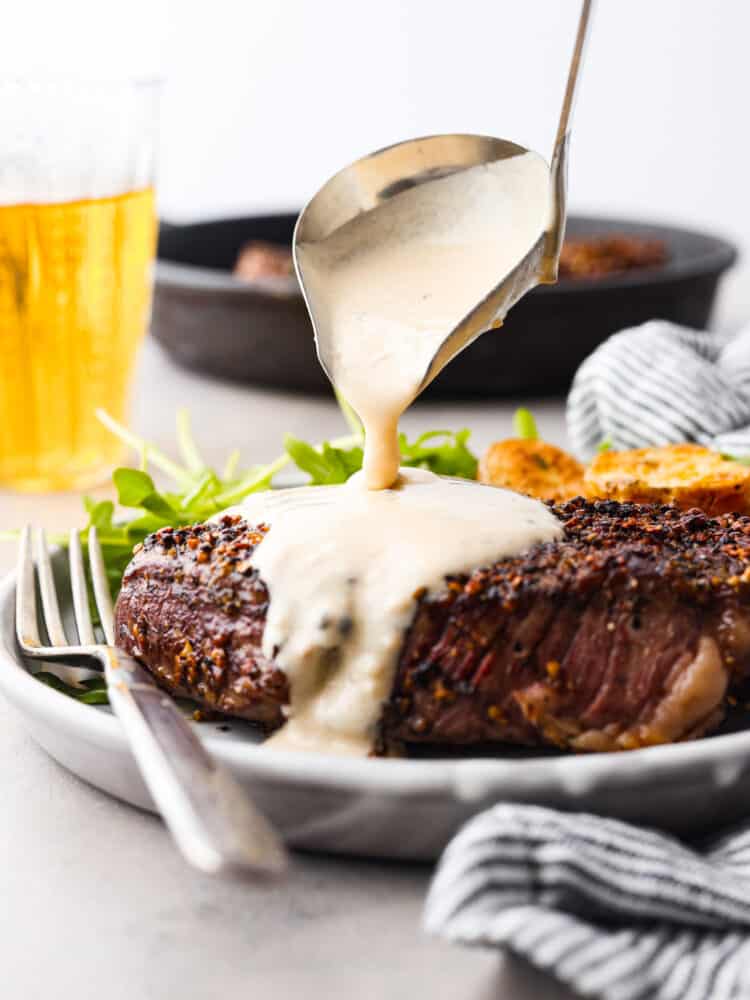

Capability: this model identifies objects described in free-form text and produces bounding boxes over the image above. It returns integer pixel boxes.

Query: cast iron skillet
[153,213,737,397]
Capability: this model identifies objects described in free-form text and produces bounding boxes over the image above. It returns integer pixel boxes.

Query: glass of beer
[0,78,159,492]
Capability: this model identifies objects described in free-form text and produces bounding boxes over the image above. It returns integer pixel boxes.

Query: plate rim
[2,562,750,803]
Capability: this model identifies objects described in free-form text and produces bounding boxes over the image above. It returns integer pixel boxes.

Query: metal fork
[16,525,287,878]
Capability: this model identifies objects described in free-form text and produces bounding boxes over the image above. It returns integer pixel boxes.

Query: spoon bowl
[294,134,529,246]
[293,1,594,396]
[294,134,553,393]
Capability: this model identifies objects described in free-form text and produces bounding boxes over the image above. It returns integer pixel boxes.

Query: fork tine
[35,529,67,647]
[88,527,115,645]
[69,529,95,646]
[16,525,41,649]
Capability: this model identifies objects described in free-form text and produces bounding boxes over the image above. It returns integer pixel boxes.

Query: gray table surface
[0,338,579,1000]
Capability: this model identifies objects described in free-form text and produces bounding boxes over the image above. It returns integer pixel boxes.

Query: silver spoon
[294,0,595,392]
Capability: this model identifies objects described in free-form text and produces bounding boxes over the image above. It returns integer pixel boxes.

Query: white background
[3,0,750,325]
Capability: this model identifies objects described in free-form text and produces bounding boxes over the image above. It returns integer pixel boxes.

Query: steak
[113,498,750,753]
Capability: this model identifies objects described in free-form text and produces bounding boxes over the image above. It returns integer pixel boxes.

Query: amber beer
[0,188,156,490]
[0,77,160,491]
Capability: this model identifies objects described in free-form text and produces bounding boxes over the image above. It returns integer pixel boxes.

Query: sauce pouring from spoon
[293,0,594,491]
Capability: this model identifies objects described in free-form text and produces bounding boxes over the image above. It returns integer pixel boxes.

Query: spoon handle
[554,0,596,152]
[544,0,596,277]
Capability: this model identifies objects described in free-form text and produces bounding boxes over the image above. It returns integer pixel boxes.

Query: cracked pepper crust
[114,498,750,753]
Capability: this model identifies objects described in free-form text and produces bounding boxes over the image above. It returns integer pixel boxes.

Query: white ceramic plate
[2,554,750,859]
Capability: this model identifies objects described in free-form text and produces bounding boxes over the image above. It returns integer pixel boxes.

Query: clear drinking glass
[0,77,159,492]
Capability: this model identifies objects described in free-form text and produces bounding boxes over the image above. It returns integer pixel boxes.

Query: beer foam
[0,78,159,205]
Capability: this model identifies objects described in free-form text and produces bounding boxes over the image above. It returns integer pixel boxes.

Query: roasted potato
[479,439,586,502]
[584,444,750,515]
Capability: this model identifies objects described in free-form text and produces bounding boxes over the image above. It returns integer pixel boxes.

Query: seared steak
[115,520,287,729]
[114,498,750,752]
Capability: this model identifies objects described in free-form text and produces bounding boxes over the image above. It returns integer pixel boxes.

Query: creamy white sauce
[227,469,562,754]
[227,149,559,754]
[296,152,551,489]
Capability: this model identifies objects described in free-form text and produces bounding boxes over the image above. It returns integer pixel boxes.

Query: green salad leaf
[513,407,539,441]
[284,435,364,485]
[399,429,478,478]
[34,672,109,705]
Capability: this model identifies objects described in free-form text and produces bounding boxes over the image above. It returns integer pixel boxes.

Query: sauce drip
[229,469,562,754]
[296,152,551,489]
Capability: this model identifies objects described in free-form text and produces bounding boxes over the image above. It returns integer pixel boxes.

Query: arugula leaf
[113,468,178,520]
[176,407,206,475]
[35,671,109,705]
[112,468,157,506]
[399,429,478,479]
[285,435,364,485]
[83,497,116,533]
[321,442,365,480]
[513,408,539,441]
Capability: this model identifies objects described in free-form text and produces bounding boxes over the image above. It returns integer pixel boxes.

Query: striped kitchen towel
[424,804,750,1000]
[566,321,750,460]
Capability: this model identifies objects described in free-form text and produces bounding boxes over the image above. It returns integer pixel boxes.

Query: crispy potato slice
[584,444,750,515]
[479,439,586,502]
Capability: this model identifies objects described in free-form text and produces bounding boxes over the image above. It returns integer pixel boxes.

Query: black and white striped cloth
[424,804,750,1000]
[567,321,750,460]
